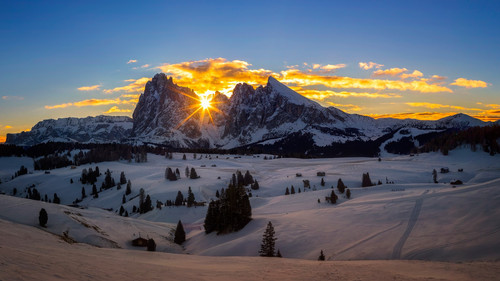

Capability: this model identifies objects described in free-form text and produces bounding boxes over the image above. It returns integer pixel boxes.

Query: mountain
[5,74,491,153]
[5,116,133,146]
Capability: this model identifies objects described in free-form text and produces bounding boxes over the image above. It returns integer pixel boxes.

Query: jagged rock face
[222,77,347,145]
[5,116,133,146]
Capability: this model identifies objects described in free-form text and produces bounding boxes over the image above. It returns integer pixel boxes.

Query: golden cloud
[157,58,278,95]
[406,102,482,111]
[373,68,408,77]
[327,102,363,111]
[77,84,101,91]
[368,112,458,121]
[127,59,137,64]
[45,98,127,109]
[400,70,423,79]
[295,88,401,100]
[104,106,132,114]
[103,77,151,94]
[450,78,488,88]
[280,69,452,93]
[4,125,12,129]
[44,102,74,109]
[359,62,384,70]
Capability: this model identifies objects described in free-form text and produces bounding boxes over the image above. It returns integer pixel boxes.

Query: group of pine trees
[165,167,199,181]
[80,166,100,185]
[204,175,252,234]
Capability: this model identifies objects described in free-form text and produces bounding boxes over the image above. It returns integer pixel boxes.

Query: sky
[1,0,499,142]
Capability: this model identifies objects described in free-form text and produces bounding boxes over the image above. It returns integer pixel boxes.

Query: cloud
[45,98,123,109]
[372,68,408,77]
[44,102,74,109]
[0,136,5,143]
[77,84,101,91]
[127,59,137,64]
[141,64,150,68]
[280,69,453,93]
[295,88,401,100]
[400,70,423,79]
[368,112,458,121]
[4,125,12,129]
[359,62,384,70]
[312,63,346,72]
[406,102,482,111]
[327,102,363,111]
[157,58,278,96]
[450,78,488,88]
[103,77,151,94]
[104,106,132,114]
[2,96,24,101]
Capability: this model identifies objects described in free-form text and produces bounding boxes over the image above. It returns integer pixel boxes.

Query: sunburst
[175,92,224,129]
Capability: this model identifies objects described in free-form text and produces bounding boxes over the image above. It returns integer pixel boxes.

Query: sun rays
[175,92,224,130]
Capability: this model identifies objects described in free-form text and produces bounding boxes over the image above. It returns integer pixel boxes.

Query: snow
[0,148,499,263]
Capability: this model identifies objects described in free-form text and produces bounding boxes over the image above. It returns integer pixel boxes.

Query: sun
[175,92,224,129]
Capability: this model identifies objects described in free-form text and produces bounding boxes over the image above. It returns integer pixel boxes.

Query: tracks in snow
[391,198,423,259]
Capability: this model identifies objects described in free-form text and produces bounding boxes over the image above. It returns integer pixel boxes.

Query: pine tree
[276,249,282,258]
[175,168,181,179]
[139,188,145,212]
[318,250,325,261]
[285,187,290,195]
[244,170,254,186]
[330,190,337,204]
[39,208,48,227]
[174,220,186,244]
[346,188,351,199]
[141,195,152,213]
[185,166,190,178]
[70,178,73,184]
[182,154,186,160]
[251,180,260,190]
[126,180,132,195]
[362,173,373,187]
[321,177,325,186]
[215,189,220,198]
[81,187,86,199]
[190,167,199,179]
[119,205,124,216]
[291,185,295,194]
[147,238,156,251]
[120,171,127,185]
[124,210,128,217]
[122,194,126,204]
[337,178,346,194]
[432,169,438,183]
[92,184,98,198]
[53,193,60,204]
[187,187,195,207]
[175,191,184,206]
[259,221,277,257]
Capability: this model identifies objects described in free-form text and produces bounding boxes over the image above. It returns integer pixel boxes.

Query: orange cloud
[77,84,101,91]
[280,69,452,93]
[406,102,482,111]
[0,136,5,143]
[359,62,384,70]
[157,58,278,96]
[104,106,132,114]
[450,78,488,88]
[4,125,12,129]
[127,59,137,64]
[373,68,408,77]
[45,98,123,109]
[368,112,458,121]
[103,77,151,94]
[400,70,423,79]
[44,102,73,109]
[295,88,401,100]
[327,102,363,111]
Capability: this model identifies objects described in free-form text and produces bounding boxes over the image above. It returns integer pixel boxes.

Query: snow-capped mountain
[6,74,491,150]
[5,116,133,146]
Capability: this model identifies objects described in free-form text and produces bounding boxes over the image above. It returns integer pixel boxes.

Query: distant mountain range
[6,73,493,154]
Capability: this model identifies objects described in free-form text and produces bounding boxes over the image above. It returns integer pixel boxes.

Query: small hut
[132,237,148,247]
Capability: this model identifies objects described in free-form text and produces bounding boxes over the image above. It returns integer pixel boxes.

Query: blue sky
[1,0,499,141]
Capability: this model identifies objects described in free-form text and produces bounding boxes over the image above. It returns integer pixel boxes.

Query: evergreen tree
[215,189,220,198]
[39,208,48,227]
[432,169,438,183]
[330,190,337,204]
[126,180,132,195]
[175,168,181,179]
[53,193,60,204]
[190,167,199,179]
[122,194,126,204]
[362,173,373,187]
[285,187,290,195]
[175,191,184,206]
[291,185,295,194]
[139,188,145,211]
[166,168,177,181]
[346,188,351,199]
[337,178,346,194]
[187,186,195,207]
[92,184,98,198]
[141,195,152,213]
[251,180,260,190]
[104,169,114,189]
[185,166,190,178]
[182,154,186,160]
[244,170,254,186]
[70,178,73,184]
[124,210,128,217]
[259,221,277,257]
[174,220,186,244]
[116,183,121,190]
[81,187,86,199]
[147,238,156,251]
[318,250,325,261]
[321,177,325,186]
[119,205,124,216]
[120,171,127,185]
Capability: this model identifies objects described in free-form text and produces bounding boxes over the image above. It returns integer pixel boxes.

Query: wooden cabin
[132,237,148,247]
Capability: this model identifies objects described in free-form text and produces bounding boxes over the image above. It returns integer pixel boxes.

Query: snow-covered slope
[1,148,499,261]
[5,115,133,146]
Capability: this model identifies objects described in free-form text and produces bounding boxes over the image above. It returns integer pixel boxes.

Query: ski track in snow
[392,198,423,259]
